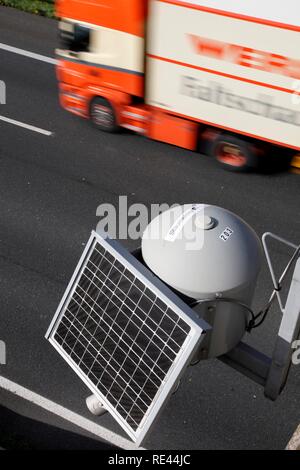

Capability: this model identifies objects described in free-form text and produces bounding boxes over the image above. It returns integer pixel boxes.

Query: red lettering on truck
[187,34,300,80]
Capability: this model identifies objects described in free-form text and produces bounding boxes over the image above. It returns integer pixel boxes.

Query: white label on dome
[165,204,206,242]
[220,227,234,242]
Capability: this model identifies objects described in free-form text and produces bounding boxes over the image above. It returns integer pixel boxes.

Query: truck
[55,0,300,171]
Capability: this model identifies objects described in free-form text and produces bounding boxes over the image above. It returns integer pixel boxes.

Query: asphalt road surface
[0,6,299,450]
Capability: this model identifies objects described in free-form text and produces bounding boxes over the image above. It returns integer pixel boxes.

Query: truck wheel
[90,97,119,133]
[212,134,258,172]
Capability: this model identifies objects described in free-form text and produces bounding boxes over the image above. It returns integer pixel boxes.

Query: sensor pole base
[86,394,107,416]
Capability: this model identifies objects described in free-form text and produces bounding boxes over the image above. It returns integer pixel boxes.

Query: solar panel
[46,231,208,445]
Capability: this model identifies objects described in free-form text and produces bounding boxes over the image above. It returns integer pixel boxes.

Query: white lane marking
[0,44,55,136]
[0,115,53,136]
[0,376,144,450]
[0,42,57,65]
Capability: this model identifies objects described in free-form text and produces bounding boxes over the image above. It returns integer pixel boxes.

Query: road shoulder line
[0,375,143,450]
[0,115,53,136]
[0,42,57,65]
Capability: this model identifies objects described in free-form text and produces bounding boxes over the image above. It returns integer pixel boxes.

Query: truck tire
[90,97,119,133]
[212,134,258,172]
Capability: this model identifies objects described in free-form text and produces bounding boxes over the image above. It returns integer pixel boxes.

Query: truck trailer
[55,0,300,171]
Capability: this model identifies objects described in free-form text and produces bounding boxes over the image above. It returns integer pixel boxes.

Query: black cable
[247,303,273,331]
[189,297,256,331]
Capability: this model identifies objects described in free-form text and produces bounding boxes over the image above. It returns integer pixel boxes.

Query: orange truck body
[55,0,300,166]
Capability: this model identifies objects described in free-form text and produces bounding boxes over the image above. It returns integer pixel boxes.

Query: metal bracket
[219,235,300,400]
[264,257,300,400]
[262,232,299,314]
[219,341,271,386]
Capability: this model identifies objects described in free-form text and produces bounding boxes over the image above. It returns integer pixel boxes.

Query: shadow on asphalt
[0,405,117,450]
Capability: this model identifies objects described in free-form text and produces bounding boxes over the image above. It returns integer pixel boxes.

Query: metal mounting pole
[264,258,300,400]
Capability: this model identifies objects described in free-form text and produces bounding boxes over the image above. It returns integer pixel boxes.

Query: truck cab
[56,0,147,117]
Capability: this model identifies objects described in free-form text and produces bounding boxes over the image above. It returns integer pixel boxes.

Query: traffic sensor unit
[46,204,300,446]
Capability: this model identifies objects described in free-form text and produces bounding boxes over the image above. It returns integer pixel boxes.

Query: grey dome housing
[141,204,263,357]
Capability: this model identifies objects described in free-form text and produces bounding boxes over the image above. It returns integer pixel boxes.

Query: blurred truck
[55,0,300,171]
